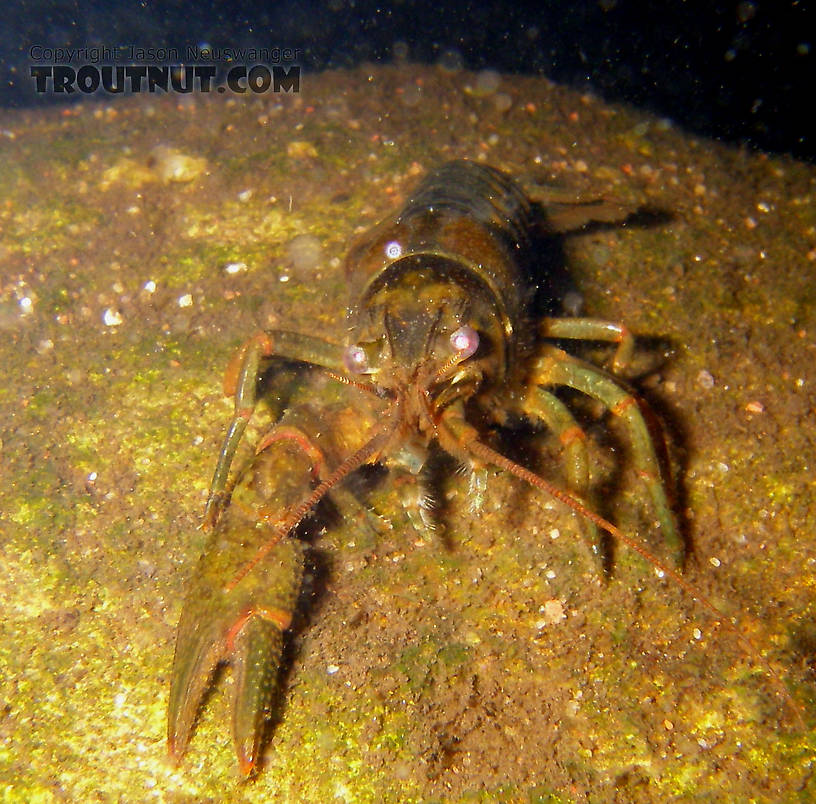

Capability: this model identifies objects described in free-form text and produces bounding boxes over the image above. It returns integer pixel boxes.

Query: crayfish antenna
[459,432,804,730]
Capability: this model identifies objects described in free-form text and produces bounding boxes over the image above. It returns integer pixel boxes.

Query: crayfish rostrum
[168,160,691,775]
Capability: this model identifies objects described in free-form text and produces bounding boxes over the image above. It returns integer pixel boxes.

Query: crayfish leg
[531,347,682,564]
[539,316,634,374]
[206,330,348,524]
[517,386,604,572]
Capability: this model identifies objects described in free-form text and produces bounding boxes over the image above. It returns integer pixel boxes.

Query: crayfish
[167,161,791,776]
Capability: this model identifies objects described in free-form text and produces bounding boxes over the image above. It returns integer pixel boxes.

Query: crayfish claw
[231,608,291,775]
[167,520,304,772]
[167,611,224,761]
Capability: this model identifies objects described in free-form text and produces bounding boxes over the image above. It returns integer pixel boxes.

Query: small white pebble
[238,189,253,202]
[539,599,566,624]
[693,628,702,640]
[279,274,290,282]
[177,294,193,308]
[19,296,33,314]
[696,369,715,389]
[709,556,721,567]
[326,664,340,675]
[545,569,556,579]
[224,261,248,275]
[549,528,560,540]
[103,308,123,326]
[143,280,156,293]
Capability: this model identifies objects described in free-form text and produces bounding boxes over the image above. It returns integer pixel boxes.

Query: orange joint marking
[610,395,637,417]
[224,606,293,652]
[559,425,586,447]
[237,406,254,421]
[257,605,293,631]
[254,426,326,480]
[224,610,253,653]
[238,754,256,778]
[636,468,657,482]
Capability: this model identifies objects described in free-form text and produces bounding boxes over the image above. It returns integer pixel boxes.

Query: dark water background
[1,0,812,160]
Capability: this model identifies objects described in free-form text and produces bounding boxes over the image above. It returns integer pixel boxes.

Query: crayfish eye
[343,344,369,374]
[449,325,479,360]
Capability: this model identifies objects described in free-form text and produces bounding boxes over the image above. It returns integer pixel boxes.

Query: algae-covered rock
[0,64,813,803]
